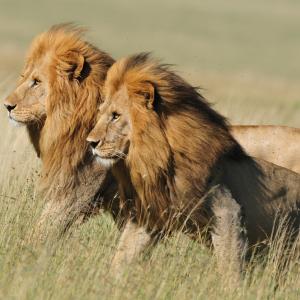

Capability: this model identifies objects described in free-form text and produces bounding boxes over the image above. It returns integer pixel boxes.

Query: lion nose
[4,103,17,112]
[87,137,103,149]
[87,135,103,149]
[90,141,100,149]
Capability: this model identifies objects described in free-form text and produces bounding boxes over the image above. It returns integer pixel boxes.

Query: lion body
[88,53,300,253]
[231,125,300,173]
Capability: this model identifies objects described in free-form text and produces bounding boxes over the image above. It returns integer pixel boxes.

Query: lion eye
[111,112,120,121]
[31,78,41,87]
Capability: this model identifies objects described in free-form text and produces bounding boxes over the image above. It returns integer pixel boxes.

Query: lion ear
[59,51,85,80]
[139,81,155,110]
[72,53,85,79]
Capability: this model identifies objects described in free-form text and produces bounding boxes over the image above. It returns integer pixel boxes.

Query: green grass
[0,1,299,299]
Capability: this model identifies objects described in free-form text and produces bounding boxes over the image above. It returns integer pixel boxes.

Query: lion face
[4,61,48,126]
[87,86,132,168]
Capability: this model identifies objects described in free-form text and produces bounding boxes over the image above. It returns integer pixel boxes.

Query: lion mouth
[91,149,119,168]
[8,110,45,127]
[91,148,117,159]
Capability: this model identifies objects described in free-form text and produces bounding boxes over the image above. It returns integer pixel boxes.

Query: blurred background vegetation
[0,0,300,125]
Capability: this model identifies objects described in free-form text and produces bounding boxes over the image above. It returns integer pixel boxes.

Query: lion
[87,53,300,278]
[231,125,300,173]
[3,24,119,238]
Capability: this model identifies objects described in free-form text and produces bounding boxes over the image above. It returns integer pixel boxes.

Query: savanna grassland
[0,1,299,299]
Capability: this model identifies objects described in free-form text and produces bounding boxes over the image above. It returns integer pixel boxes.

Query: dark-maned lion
[3,24,119,237]
[87,53,300,278]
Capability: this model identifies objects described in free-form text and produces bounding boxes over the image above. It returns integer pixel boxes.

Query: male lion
[231,125,300,173]
[3,24,119,237]
[87,53,300,278]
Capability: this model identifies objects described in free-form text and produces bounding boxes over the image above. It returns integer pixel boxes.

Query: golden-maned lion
[4,24,119,237]
[87,53,300,278]
[231,125,300,173]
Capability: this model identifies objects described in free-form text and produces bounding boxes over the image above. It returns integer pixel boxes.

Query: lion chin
[94,155,117,169]
[8,116,26,128]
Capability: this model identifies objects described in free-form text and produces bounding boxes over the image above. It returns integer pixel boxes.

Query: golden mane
[104,53,245,230]
[25,24,114,193]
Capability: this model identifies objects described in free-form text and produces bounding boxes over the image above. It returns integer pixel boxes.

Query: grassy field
[0,1,299,299]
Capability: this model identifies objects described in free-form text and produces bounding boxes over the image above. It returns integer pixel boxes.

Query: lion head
[87,84,134,169]
[4,25,90,128]
[4,62,47,126]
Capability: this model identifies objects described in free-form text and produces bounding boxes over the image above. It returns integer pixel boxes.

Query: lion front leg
[32,202,64,243]
[30,201,62,243]
[209,185,248,284]
[110,219,154,277]
[32,199,88,243]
